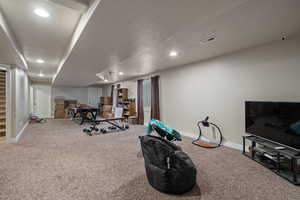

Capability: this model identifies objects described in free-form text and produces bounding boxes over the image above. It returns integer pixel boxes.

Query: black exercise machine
[69,106,99,125]
[192,116,223,148]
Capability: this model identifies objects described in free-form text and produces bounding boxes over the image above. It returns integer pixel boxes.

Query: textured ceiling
[1,0,300,85]
[54,0,300,86]
[0,0,82,82]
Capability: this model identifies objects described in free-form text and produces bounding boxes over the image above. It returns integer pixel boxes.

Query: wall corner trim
[180,130,243,151]
[16,121,29,143]
[7,121,29,144]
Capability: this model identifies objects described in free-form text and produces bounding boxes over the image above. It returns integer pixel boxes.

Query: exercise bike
[192,116,223,148]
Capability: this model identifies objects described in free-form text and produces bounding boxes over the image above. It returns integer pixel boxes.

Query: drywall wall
[117,80,137,99]
[104,81,137,98]
[14,67,30,137]
[52,86,89,104]
[159,36,300,145]
[51,86,102,116]
[101,84,111,97]
[101,81,137,99]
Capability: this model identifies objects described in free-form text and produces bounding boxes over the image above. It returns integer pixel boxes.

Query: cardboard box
[55,97,65,104]
[102,105,112,112]
[102,112,113,118]
[55,104,65,110]
[55,110,66,118]
[100,96,112,105]
[128,117,137,124]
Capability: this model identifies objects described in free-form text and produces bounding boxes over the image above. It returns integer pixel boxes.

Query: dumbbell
[83,128,93,136]
[122,124,129,129]
[100,128,107,134]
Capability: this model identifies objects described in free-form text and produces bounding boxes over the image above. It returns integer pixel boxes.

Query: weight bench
[83,107,129,135]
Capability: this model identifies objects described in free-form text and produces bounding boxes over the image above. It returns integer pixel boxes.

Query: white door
[33,85,51,118]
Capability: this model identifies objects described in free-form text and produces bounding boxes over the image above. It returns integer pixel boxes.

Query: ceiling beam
[47,0,89,13]
[52,0,101,84]
[0,9,28,70]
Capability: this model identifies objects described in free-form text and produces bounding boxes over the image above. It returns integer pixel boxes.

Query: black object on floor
[139,135,197,194]
[192,116,223,148]
[83,128,93,136]
[243,135,300,185]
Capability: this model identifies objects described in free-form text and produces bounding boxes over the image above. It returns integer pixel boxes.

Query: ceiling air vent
[199,31,216,44]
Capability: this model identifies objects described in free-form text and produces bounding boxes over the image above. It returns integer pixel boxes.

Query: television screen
[245,101,300,150]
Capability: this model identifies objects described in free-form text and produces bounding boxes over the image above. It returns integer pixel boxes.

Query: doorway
[33,84,51,118]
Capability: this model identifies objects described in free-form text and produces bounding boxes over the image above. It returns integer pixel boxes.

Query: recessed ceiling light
[34,8,50,18]
[169,50,178,57]
[38,73,45,77]
[104,79,108,82]
[36,59,44,63]
[119,72,124,75]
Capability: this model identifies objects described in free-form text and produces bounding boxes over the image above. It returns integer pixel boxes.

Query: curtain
[111,85,115,100]
[137,79,144,125]
[151,76,160,120]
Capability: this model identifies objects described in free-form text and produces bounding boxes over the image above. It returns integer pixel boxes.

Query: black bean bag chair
[139,135,197,194]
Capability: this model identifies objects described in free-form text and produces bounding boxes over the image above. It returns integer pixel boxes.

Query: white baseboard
[180,131,197,139]
[222,140,243,150]
[6,137,16,144]
[180,130,243,151]
[7,121,29,144]
[16,121,29,143]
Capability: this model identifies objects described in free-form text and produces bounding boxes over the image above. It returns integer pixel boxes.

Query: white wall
[101,85,111,97]
[51,86,102,116]
[117,80,137,99]
[101,81,137,100]
[52,86,89,104]
[160,37,300,145]
[87,87,102,105]
[14,67,30,136]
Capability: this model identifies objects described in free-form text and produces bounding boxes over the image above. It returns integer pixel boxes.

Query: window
[143,79,151,124]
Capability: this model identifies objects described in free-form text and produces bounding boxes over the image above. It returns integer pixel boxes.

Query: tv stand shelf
[242,135,300,185]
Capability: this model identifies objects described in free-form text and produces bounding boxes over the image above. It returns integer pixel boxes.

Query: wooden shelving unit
[120,101,136,117]
[117,88,136,118]
[117,88,128,102]
[0,70,6,139]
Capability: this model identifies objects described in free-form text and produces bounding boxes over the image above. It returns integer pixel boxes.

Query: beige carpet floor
[0,119,299,200]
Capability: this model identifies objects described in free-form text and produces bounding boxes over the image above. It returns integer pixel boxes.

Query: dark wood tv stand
[242,135,300,185]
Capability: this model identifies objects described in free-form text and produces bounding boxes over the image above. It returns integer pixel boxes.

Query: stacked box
[100,97,112,105]
[55,97,65,118]
[101,105,113,118]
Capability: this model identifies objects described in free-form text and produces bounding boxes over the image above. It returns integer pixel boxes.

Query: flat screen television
[245,101,300,151]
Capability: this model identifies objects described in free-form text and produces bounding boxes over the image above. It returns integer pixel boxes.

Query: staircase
[0,70,5,139]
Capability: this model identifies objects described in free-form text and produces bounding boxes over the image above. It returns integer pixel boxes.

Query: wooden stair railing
[0,70,5,138]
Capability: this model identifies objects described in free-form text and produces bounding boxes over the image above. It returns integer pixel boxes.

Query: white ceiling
[0,0,84,81]
[1,0,300,85]
[54,0,300,86]
[0,27,21,65]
